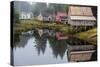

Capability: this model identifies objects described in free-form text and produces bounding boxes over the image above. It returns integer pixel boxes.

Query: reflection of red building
[56,32,61,40]
[56,32,68,40]
[56,12,68,24]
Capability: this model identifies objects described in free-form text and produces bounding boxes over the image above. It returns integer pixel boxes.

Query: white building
[19,12,33,19]
[37,13,43,21]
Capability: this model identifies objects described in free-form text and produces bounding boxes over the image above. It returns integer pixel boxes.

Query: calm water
[12,29,94,66]
[12,30,68,66]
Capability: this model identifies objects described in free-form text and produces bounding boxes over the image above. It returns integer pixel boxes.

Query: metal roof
[70,16,96,21]
[69,6,93,16]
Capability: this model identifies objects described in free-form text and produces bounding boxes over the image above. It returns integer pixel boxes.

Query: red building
[56,12,68,24]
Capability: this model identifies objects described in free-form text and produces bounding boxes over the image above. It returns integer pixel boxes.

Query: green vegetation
[14,20,71,35]
[14,11,20,24]
[74,28,97,45]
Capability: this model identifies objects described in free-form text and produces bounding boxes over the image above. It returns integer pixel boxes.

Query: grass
[74,28,97,45]
[14,20,71,35]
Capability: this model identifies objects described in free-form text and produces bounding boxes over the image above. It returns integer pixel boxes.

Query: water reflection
[65,37,91,45]
[13,29,91,57]
[48,38,67,59]
[13,33,32,49]
[33,31,47,55]
[13,29,68,58]
[12,29,95,65]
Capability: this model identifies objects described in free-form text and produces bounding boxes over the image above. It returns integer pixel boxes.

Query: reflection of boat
[55,32,68,40]
[67,44,96,62]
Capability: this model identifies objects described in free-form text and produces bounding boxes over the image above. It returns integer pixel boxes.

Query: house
[56,12,68,24]
[43,15,51,22]
[37,12,53,22]
[68,6,96,26]
[37,13,43,21]
[19,12,33,20]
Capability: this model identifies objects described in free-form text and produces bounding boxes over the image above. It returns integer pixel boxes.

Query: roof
[56,12,67,17]
[69,6,93,16]
[70,16,96,21]
[39,12,52,17]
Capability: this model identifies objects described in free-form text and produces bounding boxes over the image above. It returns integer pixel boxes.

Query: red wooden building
[56,12,68,24]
